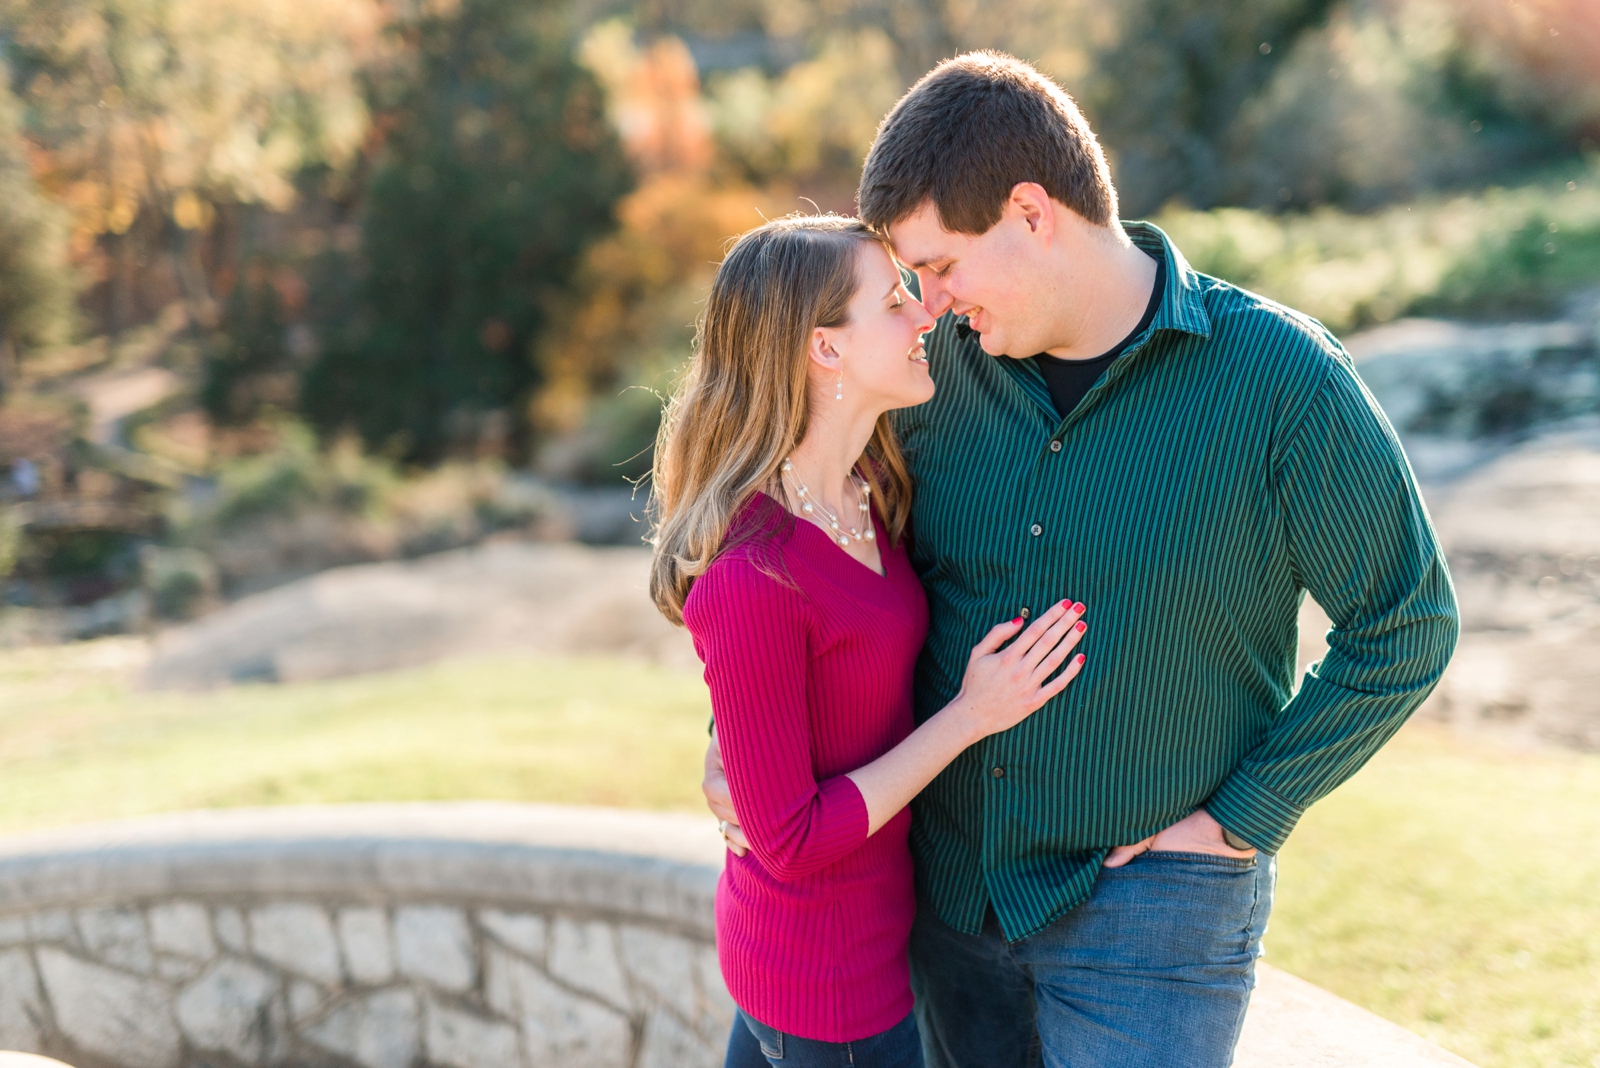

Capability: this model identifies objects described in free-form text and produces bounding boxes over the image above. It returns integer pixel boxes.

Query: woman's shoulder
[683,553,810,637]
[682,497,808,629]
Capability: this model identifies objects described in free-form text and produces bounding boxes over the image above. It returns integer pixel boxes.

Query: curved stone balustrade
[0,1055,77,1068]
[0,803,1474,1068]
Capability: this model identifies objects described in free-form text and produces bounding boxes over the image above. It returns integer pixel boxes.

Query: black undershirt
[1032,252,1164,419]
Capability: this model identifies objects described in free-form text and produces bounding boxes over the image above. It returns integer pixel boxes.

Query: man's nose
[917,273,955,317]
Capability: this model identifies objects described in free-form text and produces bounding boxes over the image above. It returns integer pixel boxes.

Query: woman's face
[819,242,937,412]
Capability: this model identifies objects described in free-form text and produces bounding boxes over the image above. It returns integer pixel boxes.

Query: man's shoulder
[1196,273,1349,376]
[1191,274,1391,445]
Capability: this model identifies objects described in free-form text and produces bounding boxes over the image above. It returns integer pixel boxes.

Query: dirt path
[69,365,183,445]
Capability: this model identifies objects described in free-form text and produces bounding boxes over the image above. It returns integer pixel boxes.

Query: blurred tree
[0,506,19,581]
[0,0,380,333]
[630,0,1104,101]
[584,25,714,176]
[300,0,632,464]
[200,264,301,426]
[1225,5,1502,209]
[848,0,1101,87]
[1086,0,1338,215]
[632,0,1597,215]
[0,66,75,395]
[706,28,905,198]
[535,172,780,482]
[1451,0,1600,148]
[1220,1,1582,211]
[528,23,780,484]
[628,0,768,47]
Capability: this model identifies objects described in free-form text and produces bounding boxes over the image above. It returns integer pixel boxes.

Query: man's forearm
[1206,595,1457,854]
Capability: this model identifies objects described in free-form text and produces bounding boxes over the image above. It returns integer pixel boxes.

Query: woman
[649,214,1088,1068]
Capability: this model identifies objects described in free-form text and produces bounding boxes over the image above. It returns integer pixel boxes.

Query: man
[705,51,1458,1068]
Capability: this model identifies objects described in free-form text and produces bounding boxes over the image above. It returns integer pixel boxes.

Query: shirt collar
[1122,220,1212,340]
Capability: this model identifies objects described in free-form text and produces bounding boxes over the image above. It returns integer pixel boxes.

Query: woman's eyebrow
[884,279,902,300]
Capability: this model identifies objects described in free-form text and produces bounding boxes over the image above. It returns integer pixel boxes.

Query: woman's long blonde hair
[649,214,914,625]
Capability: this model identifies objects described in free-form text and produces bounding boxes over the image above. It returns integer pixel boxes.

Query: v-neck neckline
[756,490,888,579]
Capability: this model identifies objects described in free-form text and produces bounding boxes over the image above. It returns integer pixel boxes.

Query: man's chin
[977,332,1028,360]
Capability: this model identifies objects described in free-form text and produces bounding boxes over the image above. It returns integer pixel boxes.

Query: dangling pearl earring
[835,371,843,401]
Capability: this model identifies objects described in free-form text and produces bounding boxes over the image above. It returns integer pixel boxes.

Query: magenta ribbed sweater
[682,495,929,1042]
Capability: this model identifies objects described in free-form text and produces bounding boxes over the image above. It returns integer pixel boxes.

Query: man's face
[887,199,1047,359]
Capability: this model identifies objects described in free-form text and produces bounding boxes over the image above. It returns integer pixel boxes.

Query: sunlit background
[1,1,1598,1066]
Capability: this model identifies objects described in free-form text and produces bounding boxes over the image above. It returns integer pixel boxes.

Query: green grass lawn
[0,640,714,830]
[1269,726,1600,1068]
[0,639,1595,1068]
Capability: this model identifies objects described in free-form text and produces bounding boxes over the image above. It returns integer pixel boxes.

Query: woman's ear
[806,326,843,373]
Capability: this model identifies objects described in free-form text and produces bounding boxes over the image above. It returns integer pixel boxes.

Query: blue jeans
[726,1009,925,1068]
[909,850,1275,1068]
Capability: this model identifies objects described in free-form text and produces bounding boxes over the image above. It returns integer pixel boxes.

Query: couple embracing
[647,52,1458,1068]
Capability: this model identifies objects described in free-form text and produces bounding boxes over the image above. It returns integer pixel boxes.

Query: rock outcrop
[142,542,696,689]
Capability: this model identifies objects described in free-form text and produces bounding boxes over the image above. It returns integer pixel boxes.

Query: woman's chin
[902,376,936,406]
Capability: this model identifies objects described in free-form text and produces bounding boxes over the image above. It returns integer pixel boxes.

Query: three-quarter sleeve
[685,558,870,880]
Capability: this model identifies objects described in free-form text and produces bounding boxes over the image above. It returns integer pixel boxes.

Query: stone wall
[0,805,731,1068]
[0,803,1476,1068]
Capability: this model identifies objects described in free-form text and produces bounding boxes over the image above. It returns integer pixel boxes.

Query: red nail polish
[1075,621,1087,632]
[1075,653,1086,663]
[1072,602,1086,614]
[1011,616,1023,625]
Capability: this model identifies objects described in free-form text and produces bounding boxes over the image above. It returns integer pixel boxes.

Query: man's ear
[1009,182,1056,243]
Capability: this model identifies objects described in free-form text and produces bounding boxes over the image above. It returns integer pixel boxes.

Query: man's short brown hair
[858,51,1117,234]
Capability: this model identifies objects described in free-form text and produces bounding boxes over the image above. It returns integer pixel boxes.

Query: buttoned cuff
[1205,769,1305,855]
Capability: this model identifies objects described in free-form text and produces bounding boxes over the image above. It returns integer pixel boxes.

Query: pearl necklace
[781,457,874,547]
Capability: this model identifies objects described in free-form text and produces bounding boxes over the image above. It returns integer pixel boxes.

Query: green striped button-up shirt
[896,222,1458,941]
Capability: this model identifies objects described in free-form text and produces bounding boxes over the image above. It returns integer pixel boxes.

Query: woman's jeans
[909,850,1276,1068]
[726,1009,924,1068]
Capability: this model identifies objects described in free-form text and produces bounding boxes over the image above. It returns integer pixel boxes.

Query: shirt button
[991,766,1005,779]
[1019,607,1031,620]
[1049,440,1062,452]
[1030,523,1043,537]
